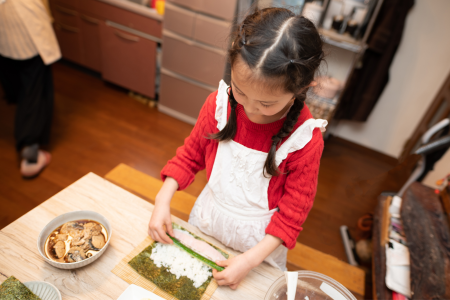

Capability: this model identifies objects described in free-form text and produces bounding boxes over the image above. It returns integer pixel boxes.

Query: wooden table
[0,173,282,299]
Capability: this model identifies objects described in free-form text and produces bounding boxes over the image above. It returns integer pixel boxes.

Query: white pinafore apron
[189,80,327,271]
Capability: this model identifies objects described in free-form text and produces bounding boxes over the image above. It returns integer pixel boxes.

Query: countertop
[97,0,163,21]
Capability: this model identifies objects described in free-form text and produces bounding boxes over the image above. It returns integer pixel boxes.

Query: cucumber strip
[167,234,225,271]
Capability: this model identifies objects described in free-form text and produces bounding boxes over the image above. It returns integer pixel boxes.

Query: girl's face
[230,58,296,120]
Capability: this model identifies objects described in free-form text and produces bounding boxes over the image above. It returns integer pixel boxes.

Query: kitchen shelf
[319,28,364,53]
[306,92,340,121]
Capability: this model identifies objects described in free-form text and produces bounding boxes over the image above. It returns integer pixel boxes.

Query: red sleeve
[265,129,324,249]
[160,91,218,190]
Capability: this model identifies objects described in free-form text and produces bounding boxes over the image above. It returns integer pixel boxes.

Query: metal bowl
[37,210,112,270]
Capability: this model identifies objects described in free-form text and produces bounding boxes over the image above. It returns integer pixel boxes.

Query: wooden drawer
[54,22,83,64]
[53,4,79,28]
[162,30,226,87]
[164,2,196,38]
[80,0,162,38]
[193,14,230,49]
[166,0,237,21]
[54,0,80,10]
[164,2,231,49]
[79,13,102,72]
[159,69,216,120]
[100,22,157,98]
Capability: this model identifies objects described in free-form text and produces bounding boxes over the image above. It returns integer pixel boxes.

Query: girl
[149,7,326,289]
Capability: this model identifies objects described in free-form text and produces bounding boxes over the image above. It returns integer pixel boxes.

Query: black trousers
[0,54,54,152]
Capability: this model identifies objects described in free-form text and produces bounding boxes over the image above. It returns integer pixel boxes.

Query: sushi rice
[150,242,212,288]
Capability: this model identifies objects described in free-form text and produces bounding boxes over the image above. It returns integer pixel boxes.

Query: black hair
[211,7,324,177]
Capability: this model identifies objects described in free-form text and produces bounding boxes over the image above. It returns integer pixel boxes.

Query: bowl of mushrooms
[37,211,112,269]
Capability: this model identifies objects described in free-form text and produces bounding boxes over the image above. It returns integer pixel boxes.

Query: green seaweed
[0,276,41,300]
[128,243,212,300]
[128,224,227,300]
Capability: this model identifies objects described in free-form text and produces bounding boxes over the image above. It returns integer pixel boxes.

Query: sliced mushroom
[71,237,85,246]
[91,235,105,249]
[54,241,66,258]
[67,247,86,263]
[83,222,102,239]
[55,234,68,242]
[61,222,84,237]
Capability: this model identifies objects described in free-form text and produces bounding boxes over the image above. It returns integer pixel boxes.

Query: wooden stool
[105,163,365,296]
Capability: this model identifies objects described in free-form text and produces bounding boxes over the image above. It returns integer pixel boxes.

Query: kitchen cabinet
[49,0,162,98]
[162,30,226,87]
[100,22,157,98]
[52,1,83,64]
[159,1,236,124]
[166,0,237,21]
[54,22,83,65]
[159,68,215,121]
[79,13,102,72]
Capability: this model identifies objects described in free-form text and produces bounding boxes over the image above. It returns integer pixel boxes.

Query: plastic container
[265,271,357,300]
[156,0,165,15]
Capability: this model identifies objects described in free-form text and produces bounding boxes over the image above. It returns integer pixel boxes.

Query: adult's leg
[14,55,54,152]
[0,54,21,104]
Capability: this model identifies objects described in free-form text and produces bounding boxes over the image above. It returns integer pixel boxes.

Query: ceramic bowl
[37,210,112,270]
[24,281,62,300]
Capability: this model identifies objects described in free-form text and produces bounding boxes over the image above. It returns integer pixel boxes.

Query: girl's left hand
[212,254,253,290]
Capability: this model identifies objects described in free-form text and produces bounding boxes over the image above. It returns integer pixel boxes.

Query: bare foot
[20,150,52,178]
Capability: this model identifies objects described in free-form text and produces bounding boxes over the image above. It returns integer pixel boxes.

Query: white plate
[117,284,165,300]
[24,281,62,300]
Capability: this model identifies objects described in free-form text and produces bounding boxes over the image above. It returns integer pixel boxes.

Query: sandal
[20,150,52,179]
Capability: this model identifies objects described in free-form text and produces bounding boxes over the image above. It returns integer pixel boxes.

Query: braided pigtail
[209,88,239,141]
[264,92,306,177]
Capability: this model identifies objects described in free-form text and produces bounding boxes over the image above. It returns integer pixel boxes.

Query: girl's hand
[148,200,174,244]
[212,254,253,290]
[212,234,284,289]
[148,177,179,244]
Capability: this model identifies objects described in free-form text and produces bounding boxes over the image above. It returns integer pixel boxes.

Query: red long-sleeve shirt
[161,91,324,249]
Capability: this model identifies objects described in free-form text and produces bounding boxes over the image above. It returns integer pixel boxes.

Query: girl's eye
[261,103,272,108]
[235,89,245,96]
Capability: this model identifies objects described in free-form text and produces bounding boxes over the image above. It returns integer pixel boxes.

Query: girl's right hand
[148,200,174,244]
[148,177,179,244]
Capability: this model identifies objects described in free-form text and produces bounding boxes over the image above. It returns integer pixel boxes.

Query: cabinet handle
[56,5,77,16]
[115,30,139,42]
[55,23,79,33]
[81,14,99,25]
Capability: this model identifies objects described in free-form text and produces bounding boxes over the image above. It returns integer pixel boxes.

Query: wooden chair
[105,163,365,296]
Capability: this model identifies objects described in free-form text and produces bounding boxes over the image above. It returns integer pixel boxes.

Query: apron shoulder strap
[215,80,229,131]
[274,118,327,167]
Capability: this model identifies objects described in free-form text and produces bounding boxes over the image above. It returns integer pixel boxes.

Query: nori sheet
[128,224,227,300]
[128,243,212,300]
[0,276,41,300]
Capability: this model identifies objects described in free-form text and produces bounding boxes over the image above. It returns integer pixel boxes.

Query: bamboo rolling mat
[112,236,219,300]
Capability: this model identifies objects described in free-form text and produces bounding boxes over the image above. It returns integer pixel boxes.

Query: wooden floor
[0,61,403,267]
